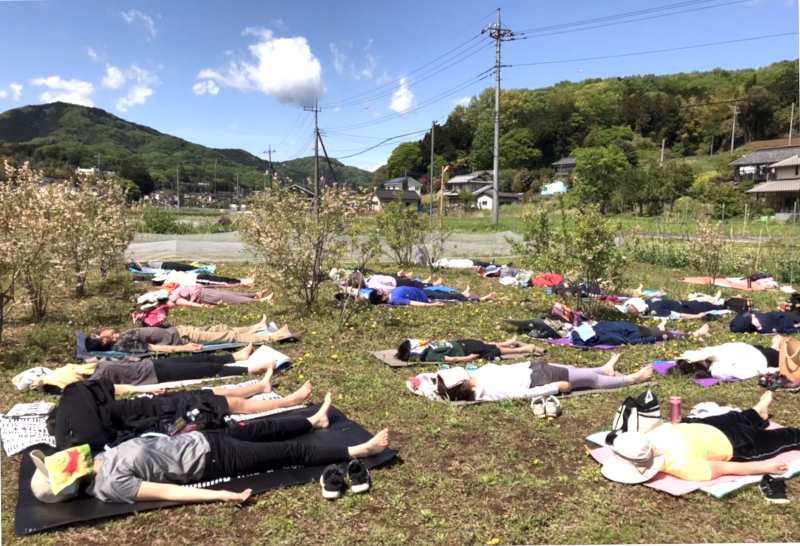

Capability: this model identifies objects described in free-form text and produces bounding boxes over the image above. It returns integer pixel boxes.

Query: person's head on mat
[435,369,476,402]
[86,329,121,351]
[368,289,389,305]
[622,298,648,316]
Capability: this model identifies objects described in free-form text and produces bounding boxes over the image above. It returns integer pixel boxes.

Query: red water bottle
[670,396,682,424]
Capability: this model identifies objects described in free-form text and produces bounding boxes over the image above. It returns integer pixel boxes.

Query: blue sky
[0,0,797,170]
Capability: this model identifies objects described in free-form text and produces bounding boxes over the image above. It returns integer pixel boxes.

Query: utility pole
[235,173,240,202]
[730,105,738,154]
[213,158,218,196]
[96,152,101,172]
[789,103,795,145]
[176,167,181,209]
[263,146,276,188]
[429,121,435,223]
[659,138,666,165]
[488,8,514,226]
[304,102,321,215]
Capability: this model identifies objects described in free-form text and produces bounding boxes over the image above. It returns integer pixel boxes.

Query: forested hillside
[0,102,372,192]
[379,59,797,188]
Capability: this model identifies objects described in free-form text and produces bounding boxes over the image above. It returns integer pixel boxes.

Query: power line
[331,128,431,160]
[329,68,494,131]
[320,32,485,109]
[514,0,750,40]
[507,32,797,68]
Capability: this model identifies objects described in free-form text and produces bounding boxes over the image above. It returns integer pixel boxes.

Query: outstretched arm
[444,354,480,363]
[709,460,788,479]
[136,481,252,503]
[147,343,203,353]
[172,298,207,308]
[114,384,166,396]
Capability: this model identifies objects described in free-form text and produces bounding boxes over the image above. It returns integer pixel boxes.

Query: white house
[445,170,493,195]
[474,187,523,210]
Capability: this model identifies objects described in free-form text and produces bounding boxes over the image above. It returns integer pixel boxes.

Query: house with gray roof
[370,189,421,211]
[382,176,421,194]
[552,156,576,178]
[730,145,800,183]
[445,170,493,195]
[747,154,800,220]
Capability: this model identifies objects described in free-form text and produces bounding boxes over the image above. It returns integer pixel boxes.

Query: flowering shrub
[375,201,424,265]
[238,186,367,309]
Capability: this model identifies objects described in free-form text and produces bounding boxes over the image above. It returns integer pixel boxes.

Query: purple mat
[547,337,618,350]
[651,360,729,388]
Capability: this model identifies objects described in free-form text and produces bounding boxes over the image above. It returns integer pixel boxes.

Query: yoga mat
[372,350,533,368]
[651,360,741,388]
[586,425,800,497]
[76,332,247,360]
[547,337,618,350]
[14,406,398,535]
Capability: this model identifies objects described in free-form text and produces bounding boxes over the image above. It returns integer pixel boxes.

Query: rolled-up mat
[14,406,398,535]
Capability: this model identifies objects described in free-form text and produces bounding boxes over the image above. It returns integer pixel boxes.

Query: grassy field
[2,262,800,544]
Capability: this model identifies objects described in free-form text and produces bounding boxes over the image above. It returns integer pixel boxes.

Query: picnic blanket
[14,405,398,535]
[681,276,781,292]
[585,427,800,497]
[406,370,650,405]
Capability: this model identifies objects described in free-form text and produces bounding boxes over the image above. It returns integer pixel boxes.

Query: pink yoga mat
[588,422,800,496]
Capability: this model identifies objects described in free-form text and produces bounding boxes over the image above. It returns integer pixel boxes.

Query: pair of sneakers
[531,395,561,418]
[760,475,790,504]
[320,459,371,499]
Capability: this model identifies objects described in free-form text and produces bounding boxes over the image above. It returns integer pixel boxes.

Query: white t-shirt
[677,342,769,380]
[365,275,397,290]
[472,362,560,401]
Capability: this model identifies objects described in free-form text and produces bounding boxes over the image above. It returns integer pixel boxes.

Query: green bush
[375,201,423,265]
[140,206,184,234]
[26,323,72,357]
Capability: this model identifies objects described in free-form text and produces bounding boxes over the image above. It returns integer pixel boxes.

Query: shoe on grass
[347,459,371,494]
[320,464,347,500]
[544,395,562,418]
[530,396,546,419]
[760,475,790,504]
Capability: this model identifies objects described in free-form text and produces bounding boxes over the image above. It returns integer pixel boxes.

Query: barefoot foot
[287,381,313,404]
[754,390,773,420]
[233,342,254,362]
[348,428,390,458]
[309,392,333,429]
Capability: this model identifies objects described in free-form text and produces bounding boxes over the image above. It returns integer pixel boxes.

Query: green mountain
[0,102,372,192]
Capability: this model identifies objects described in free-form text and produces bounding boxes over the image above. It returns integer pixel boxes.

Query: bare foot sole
[287,381,313,404]
[350,428,390,458]
[754,390,773,420]
[310,392,333,429]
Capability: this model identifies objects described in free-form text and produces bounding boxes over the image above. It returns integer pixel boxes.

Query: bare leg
[479,292,497,302]
[257,324,291,341]
[462,285,471,297]
[348,429,390,458]
[307,393,332,429]
[624,365,654,384]
[753,390,773,420]
[225,382,313,414]
[232,343,254,362]
[598,353,622,376]
[212,370,273,397]
[691,323,711,339]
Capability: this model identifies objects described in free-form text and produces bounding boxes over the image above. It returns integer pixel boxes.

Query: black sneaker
[347,459,371,494]
[320,464,347,500]
[760,475,790,504]
[761,374,800,392]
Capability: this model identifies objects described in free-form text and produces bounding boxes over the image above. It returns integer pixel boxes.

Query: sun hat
[779,337,800,383]
[30,444,93,503]
[600,432,664,484]
[435,367,471,389]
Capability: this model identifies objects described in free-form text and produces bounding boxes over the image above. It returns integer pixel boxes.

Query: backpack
[606,389,662,445]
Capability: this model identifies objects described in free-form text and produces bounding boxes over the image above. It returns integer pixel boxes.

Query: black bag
[605,389,662,445]
[724,297,751,314]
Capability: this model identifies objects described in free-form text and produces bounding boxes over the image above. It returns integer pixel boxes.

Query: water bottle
[670,396,682,424]
[440,363,450,370]
[465,363,477,373]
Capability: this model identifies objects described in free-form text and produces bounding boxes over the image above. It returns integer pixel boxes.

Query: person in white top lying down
[435,354,653,402]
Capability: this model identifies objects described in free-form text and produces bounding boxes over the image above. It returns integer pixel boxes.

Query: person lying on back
[367,286,496,306]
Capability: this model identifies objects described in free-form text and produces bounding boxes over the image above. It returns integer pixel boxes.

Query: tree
[239,186,366,309]
[119,157,155,196]
[458,190,475,210]
[386,142,423,178]
[571,146,629,212]
[500,128,543,170]
[375,201,424,265]
[469,121,494,170]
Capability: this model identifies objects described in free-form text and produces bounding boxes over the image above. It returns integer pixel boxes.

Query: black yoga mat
[15,406,398,535]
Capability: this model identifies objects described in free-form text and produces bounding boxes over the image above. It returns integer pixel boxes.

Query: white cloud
[117,85,153,112]
[9,83,22,101]
[102,65,126,89]
[192,80,220,96]
[197,28,323,106]
[389,77,415,113]
[330,43,349,75]
[110,65,158,112]
[87,47,99,61]
[31,76,94,106]
[0,90,6,99]
[453,96,471,107]
[121,9,157,41]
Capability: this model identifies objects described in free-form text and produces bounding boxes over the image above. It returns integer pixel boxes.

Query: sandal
[530,396,546,418]
[544,395,562,418]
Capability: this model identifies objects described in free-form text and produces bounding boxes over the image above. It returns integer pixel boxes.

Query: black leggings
[684,409,800,461]
[152,273,241,286]
[200,416,349,481]
[152,354,249,383]
[426,291,471,302]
